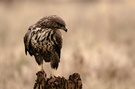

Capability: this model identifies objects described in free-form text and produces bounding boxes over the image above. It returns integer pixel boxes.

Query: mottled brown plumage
[24,15,67,76]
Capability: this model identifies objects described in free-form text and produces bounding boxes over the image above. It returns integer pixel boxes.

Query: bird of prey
[24,15,67,77]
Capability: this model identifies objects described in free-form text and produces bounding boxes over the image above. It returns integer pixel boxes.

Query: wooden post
[34,70,82,89]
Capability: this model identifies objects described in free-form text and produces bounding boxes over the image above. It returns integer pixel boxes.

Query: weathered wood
[34,70,82,89]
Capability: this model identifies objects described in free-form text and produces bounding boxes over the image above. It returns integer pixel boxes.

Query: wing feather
[53,30,62,58]
[23,26,34,56]
[24,30,30,55]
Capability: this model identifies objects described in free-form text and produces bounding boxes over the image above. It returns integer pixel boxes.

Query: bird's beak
[61,26,68,32]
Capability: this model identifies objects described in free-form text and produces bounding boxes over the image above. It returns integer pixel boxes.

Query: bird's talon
[40,69,44,72]
[50,74,55,78]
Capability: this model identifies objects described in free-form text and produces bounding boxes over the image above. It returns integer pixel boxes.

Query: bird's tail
[34,54,43,65]
[50,52,60,70]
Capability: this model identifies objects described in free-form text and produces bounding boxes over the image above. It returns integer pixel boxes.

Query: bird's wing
[53,30,63,58]
[24,27,32,55]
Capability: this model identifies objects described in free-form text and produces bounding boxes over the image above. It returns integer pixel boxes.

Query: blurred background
[0,0,135,89]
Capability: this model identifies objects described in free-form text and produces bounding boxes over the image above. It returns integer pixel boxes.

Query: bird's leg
[40,63,44,71]
[50,68,55,78]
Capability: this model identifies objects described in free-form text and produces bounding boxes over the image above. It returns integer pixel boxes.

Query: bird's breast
[31,28,55,52]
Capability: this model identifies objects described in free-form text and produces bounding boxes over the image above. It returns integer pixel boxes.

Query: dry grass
[0,0,135,89]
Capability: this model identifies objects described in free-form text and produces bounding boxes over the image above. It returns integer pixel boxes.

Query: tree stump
[34,70,82,89]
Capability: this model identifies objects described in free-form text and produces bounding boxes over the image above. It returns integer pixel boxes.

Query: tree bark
[34,70,82,89]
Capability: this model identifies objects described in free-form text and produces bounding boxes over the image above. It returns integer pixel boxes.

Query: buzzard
[24,15,67,77]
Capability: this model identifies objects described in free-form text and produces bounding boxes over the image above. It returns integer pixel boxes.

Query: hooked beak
[61,26,68,32]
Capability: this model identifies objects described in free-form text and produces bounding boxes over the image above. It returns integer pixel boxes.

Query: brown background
[0,0,135,89]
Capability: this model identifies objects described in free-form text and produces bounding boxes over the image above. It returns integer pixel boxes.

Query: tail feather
[50,52,60,69]
[34,54,43,65]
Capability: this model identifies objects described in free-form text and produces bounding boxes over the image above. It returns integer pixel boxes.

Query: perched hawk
[24,15,67,77]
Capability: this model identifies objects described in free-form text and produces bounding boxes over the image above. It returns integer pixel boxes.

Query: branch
[34,70,82,89]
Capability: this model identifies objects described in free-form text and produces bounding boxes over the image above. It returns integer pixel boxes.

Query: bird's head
[37,15,67,32]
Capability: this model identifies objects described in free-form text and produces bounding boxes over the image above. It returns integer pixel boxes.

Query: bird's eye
[59,24,64,27]
[52,22,58,27]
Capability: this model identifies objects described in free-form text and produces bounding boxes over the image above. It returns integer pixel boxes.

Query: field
[0,0,135,89]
